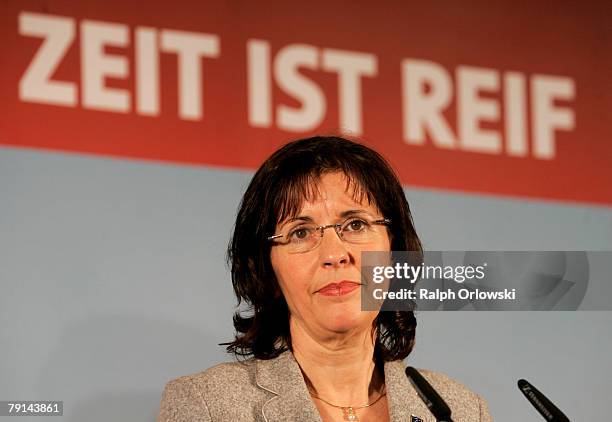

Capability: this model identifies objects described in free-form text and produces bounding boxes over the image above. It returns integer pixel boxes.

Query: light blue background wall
[1,145,611,421]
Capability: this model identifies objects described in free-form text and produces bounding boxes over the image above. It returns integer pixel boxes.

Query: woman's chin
[320,306,376,334]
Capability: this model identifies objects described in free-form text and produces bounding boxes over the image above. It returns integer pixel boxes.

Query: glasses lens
[341,218,372,243]
[286,225,318,253]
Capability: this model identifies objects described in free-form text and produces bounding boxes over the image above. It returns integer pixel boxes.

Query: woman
[158,136,492,421]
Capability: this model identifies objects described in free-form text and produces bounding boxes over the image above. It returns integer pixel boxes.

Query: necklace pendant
[342,406,358,421]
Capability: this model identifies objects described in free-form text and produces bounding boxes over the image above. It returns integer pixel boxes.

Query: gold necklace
[309,385,387,421]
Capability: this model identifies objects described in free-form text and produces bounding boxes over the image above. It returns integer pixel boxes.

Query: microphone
[405,366,454,422]
[517,379,569,421]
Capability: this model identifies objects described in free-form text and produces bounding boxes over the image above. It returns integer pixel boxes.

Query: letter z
[19,12,77,106]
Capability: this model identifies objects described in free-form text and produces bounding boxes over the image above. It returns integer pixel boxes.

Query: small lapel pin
[410,415,423,422]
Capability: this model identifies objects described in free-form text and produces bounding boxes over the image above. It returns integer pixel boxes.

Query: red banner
[1,1,610,205]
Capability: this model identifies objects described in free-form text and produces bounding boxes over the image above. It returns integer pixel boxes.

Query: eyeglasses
[267,217,391,254]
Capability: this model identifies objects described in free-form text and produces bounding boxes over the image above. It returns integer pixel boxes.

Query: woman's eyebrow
[339,209,371,218]
[278,209,372,229]
[278,216,314,229]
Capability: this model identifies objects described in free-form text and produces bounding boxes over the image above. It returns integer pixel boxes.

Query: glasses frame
[267,217,391,253]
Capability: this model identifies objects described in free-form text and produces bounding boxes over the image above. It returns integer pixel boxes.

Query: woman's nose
[318,227,350,267]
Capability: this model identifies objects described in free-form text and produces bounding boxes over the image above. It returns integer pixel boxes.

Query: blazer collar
[255,350,322,422]
[255,350,433,422]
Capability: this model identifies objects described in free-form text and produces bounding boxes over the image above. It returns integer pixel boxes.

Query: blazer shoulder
[167,358,256,396]
[416,369,493,422]
[158,359,263,422]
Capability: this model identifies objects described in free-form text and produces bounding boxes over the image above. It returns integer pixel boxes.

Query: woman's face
[270,172,391,340]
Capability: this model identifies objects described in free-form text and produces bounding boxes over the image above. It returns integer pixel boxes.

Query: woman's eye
[289,227,311,240]
[346,219,368,231]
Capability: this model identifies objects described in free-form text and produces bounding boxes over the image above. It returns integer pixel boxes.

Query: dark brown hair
[224,136,422,361]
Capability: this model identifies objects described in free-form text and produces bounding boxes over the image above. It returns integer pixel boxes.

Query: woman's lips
[317,281,361,296]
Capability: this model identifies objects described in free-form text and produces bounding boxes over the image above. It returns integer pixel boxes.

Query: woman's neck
[290,318,384,406]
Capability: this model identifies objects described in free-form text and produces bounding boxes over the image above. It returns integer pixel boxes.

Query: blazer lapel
[384,360,435,422]
[255,351,323,422]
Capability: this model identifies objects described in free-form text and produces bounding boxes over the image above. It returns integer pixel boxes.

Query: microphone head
[517,379,570,422]
[406,366,452,421]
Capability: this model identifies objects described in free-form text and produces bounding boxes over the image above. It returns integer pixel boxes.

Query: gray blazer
[157,350,492,421]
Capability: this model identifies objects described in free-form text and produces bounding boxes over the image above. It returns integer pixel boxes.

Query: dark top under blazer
[157,350,493,421]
